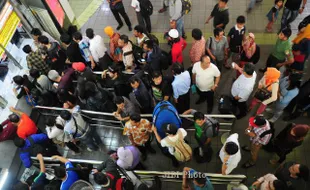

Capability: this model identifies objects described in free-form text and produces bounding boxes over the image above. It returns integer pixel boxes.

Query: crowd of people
[0,0,310,189]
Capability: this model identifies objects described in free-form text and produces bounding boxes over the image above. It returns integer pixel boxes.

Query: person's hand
[112,1,117,6]
[205,20,209,24]
[63,102,70,109]
[211,55,216,61]
[9,106,15,112]
[51,155,60,160]
[36,153,43,160]
[170,20,176,29]
[276,63,284,68]
[65,59,71,64]
[92,169,98,174]
[299,8,304,14]
[152,125,157,132]
[91,62,96,70]
[174,98,178,103]
[183,167,191,172]
[211,85,217,91]
[101,70,108,79]
[252,181,260,188]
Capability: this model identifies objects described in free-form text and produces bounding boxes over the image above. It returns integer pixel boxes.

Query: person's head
[272,180,286,190]
[22,45,32,54]
[143,40,154,52]
[249,115,266,128]
[107,65,120,79]
[291,124,309,139]
[9,114,20,124]
[275,0,283,7]
[247,32,255,43]
[129,77,140,89]
[218,0,229,9]
[168,29,180,43]
[54,166,67,180]
[200,55,211,66]
[171,62,184,75]
[115,96,125,110]
[243,63,255,76]
[13,136,25,148]
[38,35,49,45]
[152,71,163,85]
[67,25,78,37]
[118,35,129,48]
[192,28,202,41]
[225,141,239,155]
[104,26,114,38]
[192,173,207,187]
[133,25,144,37]
[72,31,83,42]
[60,34,72,46]
[163,123,178,135]
[84,81,97,97]
[214,27,224,39]
[72,62,86,72]
[12,182,29,190]
[130,113,141,126]
[93,172,109,185]
[236,15,246,29]
[298,17,310,32]
[29,68,41,79]
[48,70,61,82]
[60,110,72,121]
[30,28,42,41]
[278,27,292,40]
[194,112,205,126]
[45,117,55,127]
[289,163,309,180]
[86,28,95,39]
[13,75,24,86]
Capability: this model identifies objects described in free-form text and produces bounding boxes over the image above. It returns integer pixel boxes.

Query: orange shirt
[123,119,152,145]
[17,114,37,139]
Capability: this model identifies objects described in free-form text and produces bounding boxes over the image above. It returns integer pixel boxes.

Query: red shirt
[0,119,17,142]
[171,38,187,64]
[17,114,37,139]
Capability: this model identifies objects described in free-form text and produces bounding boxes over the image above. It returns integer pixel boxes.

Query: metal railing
[30,156,247,186]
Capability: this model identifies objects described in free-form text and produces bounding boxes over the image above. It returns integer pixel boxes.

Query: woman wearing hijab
[249,67,280,115]
[290,16,310,73]
[238,33,260,77]
[270,124,309,164]
[104,26,122,63]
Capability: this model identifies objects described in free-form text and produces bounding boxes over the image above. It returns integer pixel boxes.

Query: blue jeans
[176,16,185,37]
[78,126,102,150]
[281,7,299,29]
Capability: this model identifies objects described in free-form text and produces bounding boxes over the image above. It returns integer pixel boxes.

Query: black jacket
[86,87,116,112]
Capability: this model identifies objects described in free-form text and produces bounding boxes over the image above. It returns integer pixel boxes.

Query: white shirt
[219,133,241,175]
[88,35,107,62]
[231,72,257,102]
[192,62,220,91]
[172,71,191,99]
[257,173,277,190]
[131,0,141,12]
[161,128,187,155]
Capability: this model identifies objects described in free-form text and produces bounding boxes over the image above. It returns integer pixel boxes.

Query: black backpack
[66,163,93,182]
[138,0,153,16]
[198,118,220,143]
[22,137,46,156]
[159,50,172,70]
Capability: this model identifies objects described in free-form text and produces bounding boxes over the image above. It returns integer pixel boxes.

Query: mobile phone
[246,129,251,133]
[139,59,146,62]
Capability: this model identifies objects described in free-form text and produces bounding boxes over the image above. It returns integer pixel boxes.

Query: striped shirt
[250,120,272,145]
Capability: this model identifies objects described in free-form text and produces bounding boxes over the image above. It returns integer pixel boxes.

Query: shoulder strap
[27,136,35,147]
[72,116,86,138]
[209,37,212,49]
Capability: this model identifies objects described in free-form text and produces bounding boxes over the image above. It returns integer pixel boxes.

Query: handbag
[254,83,275,101]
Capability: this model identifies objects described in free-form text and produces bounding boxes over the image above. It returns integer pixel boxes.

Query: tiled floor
[37,0,310,189]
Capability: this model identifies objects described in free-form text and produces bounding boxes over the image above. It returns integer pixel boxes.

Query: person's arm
[204,137,212,146]
[263,83,279,105]
[182,40,187,50]
[221,155,230,175]
[211,75,220,91]
[206,38,216,61]
[152,125,162,143]
[9,107,24,116]
[192,73,197,84]
[1,119,9,127]
[45,127,62,139]
[182,167,191,190]
[21,152,32,168]
[37,153,46,173]
[277,51,294,67]
[51,155,69,164]
[205,5,216,24]
[299,0,307,13]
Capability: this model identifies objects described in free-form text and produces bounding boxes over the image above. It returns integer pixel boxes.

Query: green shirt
[271,38,293,61]
[194,123,203,138]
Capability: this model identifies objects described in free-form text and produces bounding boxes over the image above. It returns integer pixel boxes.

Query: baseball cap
[48,70,60,81]
[168,29,179,38]
[249,116,266,127]
[72,62,86,72]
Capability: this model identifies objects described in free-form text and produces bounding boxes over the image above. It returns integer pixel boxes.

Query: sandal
[242,161,256,168]
[242,145,251,152]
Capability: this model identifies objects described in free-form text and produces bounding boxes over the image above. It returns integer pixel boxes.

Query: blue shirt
[172,71,191,99]
[60,162,79,190]
[189,169,214,190]
[78,39,91,62]
[277,76,299,109]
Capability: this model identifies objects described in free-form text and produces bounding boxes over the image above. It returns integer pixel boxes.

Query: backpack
[181,0,192,16]
[22,136,46,156]
[153,101,182,138]
[165,129,192,162]
[160,50,172,70]
[66,163,93,182]
[124,41,144,65]
[195,118,219,144]
[138,0,153,16]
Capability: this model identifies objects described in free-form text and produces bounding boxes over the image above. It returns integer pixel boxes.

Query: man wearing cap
[242,116,272,168]
[168,29,187,64]
[48,68,75,93]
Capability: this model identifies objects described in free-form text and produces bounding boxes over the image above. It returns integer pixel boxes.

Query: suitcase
[153,101,182,138]
[218,95,236,114]
[193,146,213,163]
